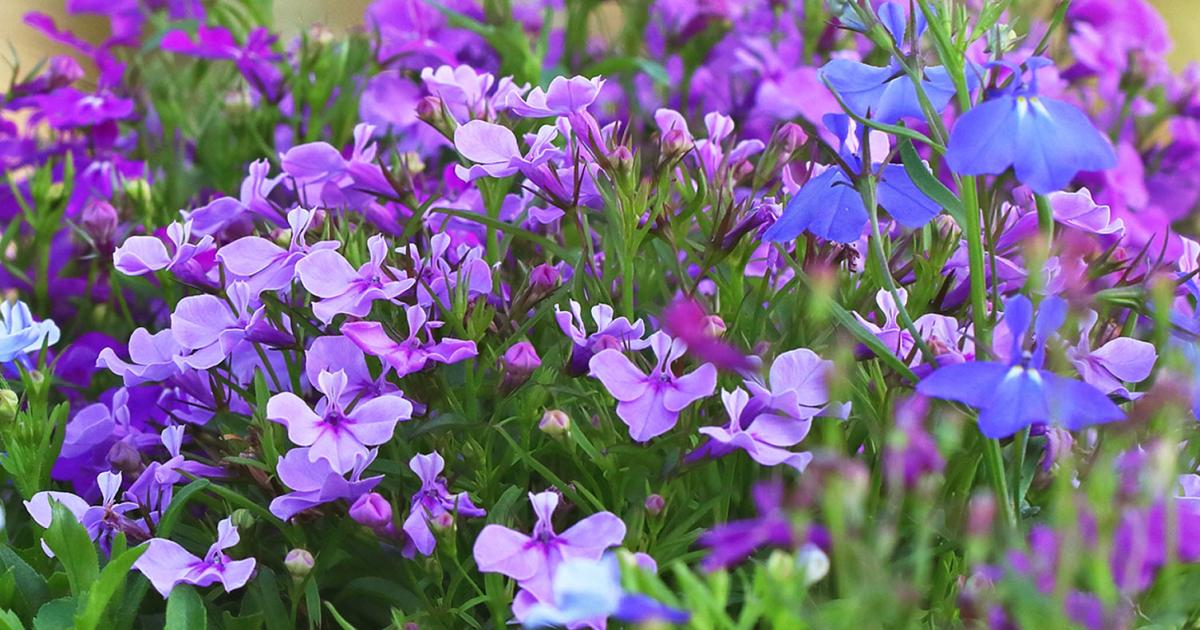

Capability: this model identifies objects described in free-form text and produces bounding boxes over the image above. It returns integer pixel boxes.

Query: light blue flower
[0,300,60,365]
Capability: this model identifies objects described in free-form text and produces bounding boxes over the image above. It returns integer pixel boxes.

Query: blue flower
[945,57,1117,194]
[917,295,1123,439]
[0,300,60,366]
[763,114,941,243]
[522,555,689,628]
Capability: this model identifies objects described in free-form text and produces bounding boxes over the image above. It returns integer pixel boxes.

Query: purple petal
[588,349,649,402]
[473,525,539,580]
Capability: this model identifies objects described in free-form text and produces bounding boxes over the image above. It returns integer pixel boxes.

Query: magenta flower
[588,331,717,442]
[295,234,415,323]
[134,517,257,598]
[96,328,183,385]
[269,447,383,521]
[267,370,412,474]
[473,491,626,603]
[342,306,477,378]
[403,452,486,556]
[696,389,814,471]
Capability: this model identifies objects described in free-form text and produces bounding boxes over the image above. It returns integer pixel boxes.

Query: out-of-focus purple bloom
[695,388,813,471]
[589,331,718,442]
[267,369,412,474]
[113,220,215,277]
[918,295,1124,439]
[474,490,626,604]
[521,555,688,628]
[269,447,383,521]
[30,88,134,129]
[883,395,944,487]
[0,300,60,365]
[52,389,159,496]
[170,282,292,370]
[946,58,1117,194]
[662,297,753,372]
[296,234,414,323]
[25,470,148,556]
[134,517,256,598]
[342,306,477,378]
[1067,311,1156,399]
[698,481,796,571]
[96,328,183,385]
[403,452,486,556]
[161,25,282,99]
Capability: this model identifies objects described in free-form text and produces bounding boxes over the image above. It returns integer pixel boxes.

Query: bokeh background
[0,1,1197,74]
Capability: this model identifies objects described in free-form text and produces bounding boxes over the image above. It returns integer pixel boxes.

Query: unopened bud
[123,179,152,207]
[81,200,118,248]
[501,342,541,392]
[644,494,665,516]
[430,511,455,532]
[530,263,560,292]
[0,390,17,422]
[349,492,392,529]
[230,508,255,531]
[284,548,314,581]
[611,145,635,175]
[539,409,570,436]
[795,543,830,586]
[106,441,142,474]
[660,128,693,161]
[774,122,807,155]
[702,315,726,338]
[765,549,795,581]
[416,96,454,138]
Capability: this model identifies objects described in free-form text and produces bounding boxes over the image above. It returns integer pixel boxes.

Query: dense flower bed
[2,0,1200,627]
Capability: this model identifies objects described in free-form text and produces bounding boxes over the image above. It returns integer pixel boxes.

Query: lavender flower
[403,452,486,556]
[134,517,257,598]
[269,447,383,521]
[0,300,60,365]
[342,306,477,379]
[25,471,148,557]
[295,234,415,324]
[695,388,814,471]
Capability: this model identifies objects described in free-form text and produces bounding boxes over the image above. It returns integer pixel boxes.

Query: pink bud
[349,492,392,529]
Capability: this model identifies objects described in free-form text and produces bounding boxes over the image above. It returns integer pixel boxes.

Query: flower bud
[430,511,455,532]
[795,543,830,586]
[416,96,454,139]
[123,178,152,208]
[644,494,665,516]
[284,548,314,581]
[349,492,392,529]
[702,315,727,338]
[501,342,541,392]
[660,128,694,162]
[765,549,795,581]
[106,441,143,475]
[611,145,635,176]
[539,409,570,437]
[530,263,560,291]
[967,493,995,539]
[773,122,807,155]
[231,508,256,531]
[81,200,118,249]
[0,390,18,423]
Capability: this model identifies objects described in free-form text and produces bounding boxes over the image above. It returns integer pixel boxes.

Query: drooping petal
[945,95,1021,178]
[473,525,539,580]
[916,361,1011,409]
[588,349,650,402]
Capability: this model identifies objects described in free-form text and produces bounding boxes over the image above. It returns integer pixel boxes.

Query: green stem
[1035,194,1055,239]
[983,437,1017,530]
[961,177,992,351]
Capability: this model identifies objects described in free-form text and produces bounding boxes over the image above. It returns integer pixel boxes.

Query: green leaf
[41,503,98,598]
[0,608,23,630]
[164,585,206,630]
[32,597,74,630]
[74,543,147,630]
[0,546,49,618]
[899,140,965,226]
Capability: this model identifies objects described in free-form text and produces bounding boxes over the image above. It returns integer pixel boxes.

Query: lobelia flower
[25,470,148,557]
[917,295,1124,439]
[113,220,215,277]
[453,120,559,180]
[305,335,397,405]
[1066,311,1156,399]
[217,208,338,295]
[697,481,799,571]
[745,348,849,424]
[556,300,649,375]
[295,234,415,323]
[762,114,941,243]
[52,389,159,495]
[267,369,413,474]
[421,64,527,123]
[0,300,60,365]
[852,288,973,366]
[134,517,257,598]
[403,452,486,556]
[945,57,1118,194]
[96,328,184,385]
[160,25,282,100]
[474,490,626,604]
[342,305,477,379]
[503,75,605,118]
[170,281,292,370]
[694,388,814,471]
[269,447,383,521]
[589,331,718,442]
[522,555,689,629]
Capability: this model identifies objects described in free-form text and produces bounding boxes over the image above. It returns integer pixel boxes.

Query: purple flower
[269,447,383,521]
[96,328,183,385]
[342,306,477,378]
[453,120,558,180]
[521,555,688,628]
[267,370,412,474]
[421,65,526,123]
[30,87,134,129]
[1067,311,1156,399]
[917,295,1124,439]
[744,348,846,423]
[403,452,486,556]
[697,481,797,571]
[161,25,282,99]
[170,282,292,370]
[1047,188,1125,236]
[853,289,971,366]
[134,517,257,598]
[217,208,338,295]
[113,220,214,278]
[503,75,605,118]
[555,300,648,375]
[696,389,813,470]
[474,490,626,604]
[25,471,148,556]
[52,389,159,495]
[295,234,414,323]
[305,335,396,404]
[945,58,1117,194]
[589,331,718,442]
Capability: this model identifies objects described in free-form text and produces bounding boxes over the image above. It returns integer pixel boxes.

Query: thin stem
[983,436,1017,530]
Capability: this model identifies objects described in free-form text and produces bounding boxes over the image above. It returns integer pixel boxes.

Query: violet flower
[555,300,649,375]
[697,481,797,571]
[134,517,257,598]
[295,234,415,323]
[453,120,558,180]
[403,452,486,556]
[521,555,689,628]
[113,220,214,277]
[503,75,605,118]
[589,331,718,442]
[696,388,814,471]
[744,348,848,424]
[305,335,397,405]
[25,470,148,557]
[474,490,626,604]
[217,208,338,295]
[267,369,413,474]
[269,447,383,521]
[918,295,1124,439]
[342,306,477,379]
[170,282,292,370]
[96,328,183,385]
[1067,311,1157,399]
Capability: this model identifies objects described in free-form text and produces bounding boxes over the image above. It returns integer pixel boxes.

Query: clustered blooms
[3,0,1200,626]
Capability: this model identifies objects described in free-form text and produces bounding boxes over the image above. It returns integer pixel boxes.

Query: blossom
[305,335,396,405]
[95,328,183,385]
[745,348,846,423]
[852,289,972,366]
[113,220,214,277]
[1067,311,1156,399]
[503,75,605,118]
[522,555,689,628]
[25,470,148,556]
[170,282,292,370]
[695,388,814,471]
[403,452,486,556]
[295,234,414,323]
[555,300,648,375]
[267,369,413,474]
[0,300,60,365]
[134,517,257,597]
[217,208,338,295]
[589,331,718,442]
[269,447,383,521]
[697,481,798,571]
[342,306,477,379]
[474,491,626,604]
[453,120,558,180]
[945,58,1117,193]
[917,295,1123,439]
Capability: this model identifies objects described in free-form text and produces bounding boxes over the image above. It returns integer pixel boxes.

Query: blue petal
[916,361,1010,408]
[1002,295,1034,358]
[763,169,867,243]
[923,66,960,112]
[1013,97,1118,193]
[820,60,893,121]
[878,165,941,228]
[616,594,691,624]
[945,95,1020,177]
[1041,372,1124,431]
[976,367,1050,438]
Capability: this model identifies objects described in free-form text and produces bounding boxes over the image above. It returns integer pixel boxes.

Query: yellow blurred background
[0,0,1197,72]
